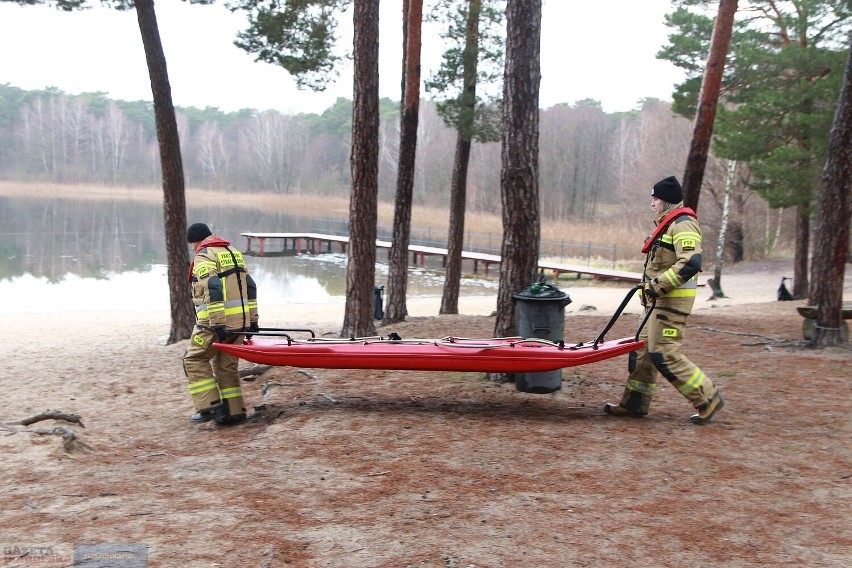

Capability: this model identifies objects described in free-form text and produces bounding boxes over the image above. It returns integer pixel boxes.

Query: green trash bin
[513,281,572,393]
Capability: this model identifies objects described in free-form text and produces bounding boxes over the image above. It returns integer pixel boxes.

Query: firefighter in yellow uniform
[184,223,259,426]
[605,176,725,424]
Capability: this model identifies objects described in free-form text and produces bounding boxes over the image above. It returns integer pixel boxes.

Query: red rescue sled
[214,334,644,373]
[212,286,652,373]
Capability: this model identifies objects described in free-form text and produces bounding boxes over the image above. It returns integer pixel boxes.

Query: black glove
[249,321,260,333]
[642,281,660,300]
[211,325,230,343]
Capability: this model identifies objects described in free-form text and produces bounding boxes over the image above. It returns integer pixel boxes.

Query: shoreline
[11,278,810,340]
[7,257,848,339]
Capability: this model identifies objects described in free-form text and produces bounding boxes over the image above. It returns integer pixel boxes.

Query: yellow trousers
[183,326,246,416]
[619,307,718,414]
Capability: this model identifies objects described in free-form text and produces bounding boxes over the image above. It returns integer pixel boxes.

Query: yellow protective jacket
[190,235,258,330]
[642,202,702,315]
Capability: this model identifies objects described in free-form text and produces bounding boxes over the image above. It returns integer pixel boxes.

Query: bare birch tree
[708,160,735,299]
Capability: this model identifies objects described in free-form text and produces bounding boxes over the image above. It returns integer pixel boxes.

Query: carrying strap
[223,246,249,331]
[641,207,697,254]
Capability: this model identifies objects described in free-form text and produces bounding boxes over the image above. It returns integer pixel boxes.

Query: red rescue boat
[212,285,653,373]
[213,334,644,373]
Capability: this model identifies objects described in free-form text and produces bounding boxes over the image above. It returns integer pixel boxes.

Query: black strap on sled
[592,284,656,348]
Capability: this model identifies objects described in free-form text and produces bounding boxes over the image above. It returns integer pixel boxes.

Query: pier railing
[310,217,618,269]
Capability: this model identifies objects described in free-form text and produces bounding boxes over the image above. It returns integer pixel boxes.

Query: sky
[0,0,685,115]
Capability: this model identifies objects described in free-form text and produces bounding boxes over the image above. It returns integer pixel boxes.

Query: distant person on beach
[604,176,724,424]
[184,223,259,426]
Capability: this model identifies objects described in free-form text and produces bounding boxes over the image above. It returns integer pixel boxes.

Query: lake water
[0,195,497,314]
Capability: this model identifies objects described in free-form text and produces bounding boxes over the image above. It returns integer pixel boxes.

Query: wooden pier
[241,231,642,283]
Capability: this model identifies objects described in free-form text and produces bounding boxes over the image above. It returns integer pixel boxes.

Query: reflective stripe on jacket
[191,236,259,329]
[643,202,702,313]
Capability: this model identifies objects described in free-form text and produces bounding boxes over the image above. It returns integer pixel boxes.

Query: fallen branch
[696,327,786,343]
[744,340,806,349]
[318,393,337,404]
[11,409,85,428]
[1,410,91,453]
[16,426,92,453]
[261,379,320,398]
[364,471,391,477]
[239,363,272,379]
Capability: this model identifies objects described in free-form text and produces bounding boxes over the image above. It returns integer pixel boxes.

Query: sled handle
[244,327,317,342]
[202,325,317,342]
[593,284,648,348]
[634,298,656,342]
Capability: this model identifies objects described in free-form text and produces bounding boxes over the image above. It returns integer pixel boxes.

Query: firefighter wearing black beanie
[186,222,213,243]
[605,176,724,425]
[184,222,259,427]
[651,175,683,204]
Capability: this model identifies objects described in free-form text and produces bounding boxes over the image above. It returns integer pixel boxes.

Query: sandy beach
[1,257,850,567]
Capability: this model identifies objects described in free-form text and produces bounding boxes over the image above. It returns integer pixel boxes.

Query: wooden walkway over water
[241,231,642,283]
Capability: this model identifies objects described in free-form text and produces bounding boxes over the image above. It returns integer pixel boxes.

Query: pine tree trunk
[135,0,194,344]
[490,0,542,384]
[727,221,744,262]
[793,203,810,299]
[682,0,738,211]
[440,0,481,315]
[440,135,472,315]
[808,42,852,347]
[342,0,380,338]
[384,0,423,324]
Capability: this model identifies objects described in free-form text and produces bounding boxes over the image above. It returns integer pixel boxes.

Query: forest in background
[0,83,792,263]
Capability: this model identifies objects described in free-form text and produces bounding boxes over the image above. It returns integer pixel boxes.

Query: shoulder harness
[641,207,697,254]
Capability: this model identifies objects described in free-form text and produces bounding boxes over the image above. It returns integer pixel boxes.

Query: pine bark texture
[440,135,472,314]
[808,43,852,347]
[441,0,481,315]
[384,0,423,324]
[493,0,542,343]
[682,0,737,211]
[793,203,810,299]
[135,0,195,344]
[342,0,380,338]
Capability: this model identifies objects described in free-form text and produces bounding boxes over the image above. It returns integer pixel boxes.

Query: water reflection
[0,254,498,315]
[0,194,312,280]
[0,195,497,313]
[1,267,171,313]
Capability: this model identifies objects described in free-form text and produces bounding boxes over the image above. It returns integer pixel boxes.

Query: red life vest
[641,207,697,254]
[188,237,233,281]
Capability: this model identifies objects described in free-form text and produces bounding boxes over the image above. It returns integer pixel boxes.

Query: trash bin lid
[512,282,572,303]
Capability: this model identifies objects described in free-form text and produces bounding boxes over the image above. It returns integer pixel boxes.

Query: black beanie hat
[651,176,683,204]
[186,222,212,243]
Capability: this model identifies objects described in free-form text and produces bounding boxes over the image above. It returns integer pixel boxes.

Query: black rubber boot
[604,403,646,417]
[214,413,247,427]
[190,405,222,424]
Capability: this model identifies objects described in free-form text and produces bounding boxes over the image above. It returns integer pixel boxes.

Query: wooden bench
[796,305,851,341]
